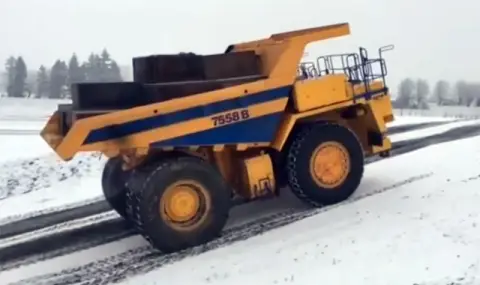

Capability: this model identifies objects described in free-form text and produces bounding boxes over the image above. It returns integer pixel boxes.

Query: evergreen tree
[67,53,85,87]
[82,49,123,82]
[25,70,36,98]
[5,56,16,97]
[109,61,122,81]
[11,57,27,97]
[49,60,68,99]
[84,53,100,82]
[101,49,122,81]
[36,65,50,98]
[100,48,111,73]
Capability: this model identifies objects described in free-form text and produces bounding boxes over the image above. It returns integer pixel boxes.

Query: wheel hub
[310,141,350,189]
[162,184,201,223]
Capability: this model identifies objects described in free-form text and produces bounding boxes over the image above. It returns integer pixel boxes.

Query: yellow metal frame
[231,23,350,80]
[271,79,394,152]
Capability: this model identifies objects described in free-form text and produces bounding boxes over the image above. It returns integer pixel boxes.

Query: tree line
[4,49,123,99]
[394,78,480,109]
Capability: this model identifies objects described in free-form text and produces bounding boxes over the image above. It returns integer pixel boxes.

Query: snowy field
[0,99,479,285]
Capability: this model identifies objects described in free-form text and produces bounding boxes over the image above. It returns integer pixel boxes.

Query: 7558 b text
[211,109,250,126]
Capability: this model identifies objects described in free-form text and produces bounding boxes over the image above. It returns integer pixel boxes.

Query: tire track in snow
[0,199,110,239]
[0,196,105,228]
[0,217,134,273]
[7,173,433,285]
[0,212,118,248]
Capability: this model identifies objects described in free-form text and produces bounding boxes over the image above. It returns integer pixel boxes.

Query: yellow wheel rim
[160,180,210,230]
[309,141,350,189]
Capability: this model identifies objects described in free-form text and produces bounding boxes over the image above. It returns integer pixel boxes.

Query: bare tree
[415,79,430,109]
[431,80,450,105]
[396,78,415,108]
[454,80,471,106]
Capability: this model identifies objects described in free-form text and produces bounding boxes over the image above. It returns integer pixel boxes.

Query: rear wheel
[126,156,231,253]
[287,122,364,206]
[101,157,129,218]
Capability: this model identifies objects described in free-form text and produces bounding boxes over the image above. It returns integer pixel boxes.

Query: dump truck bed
[59,74,266,135]
[43,78,291,160]
[57,50,266,136]
[41,23,353,160]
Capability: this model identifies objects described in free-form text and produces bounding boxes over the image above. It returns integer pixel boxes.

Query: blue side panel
[151,112,283,147]
[83,85,292,145]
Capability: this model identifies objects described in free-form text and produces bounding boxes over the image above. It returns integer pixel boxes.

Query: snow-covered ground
[0,153,106,222]
[390,118,480,142]
[0,169,104,221]
[0,98,68,120]
[0,99,479,285]
[0,123,479,285]
[387,115,456,127]
[0,120,46,131]
[0,100,61,162]
[122,136,480,285]
[0,135,52,162]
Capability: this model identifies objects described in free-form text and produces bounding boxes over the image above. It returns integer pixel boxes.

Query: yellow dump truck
[41,22,395,253]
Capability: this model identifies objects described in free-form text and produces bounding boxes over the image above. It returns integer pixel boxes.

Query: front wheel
[287,122,364,207]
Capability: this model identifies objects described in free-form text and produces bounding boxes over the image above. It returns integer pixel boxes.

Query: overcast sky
[1,0,478,87]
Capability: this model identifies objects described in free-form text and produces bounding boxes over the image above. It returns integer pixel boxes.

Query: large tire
[287,122,364,206]
[126,156,231,253]
[101,157,129,218]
